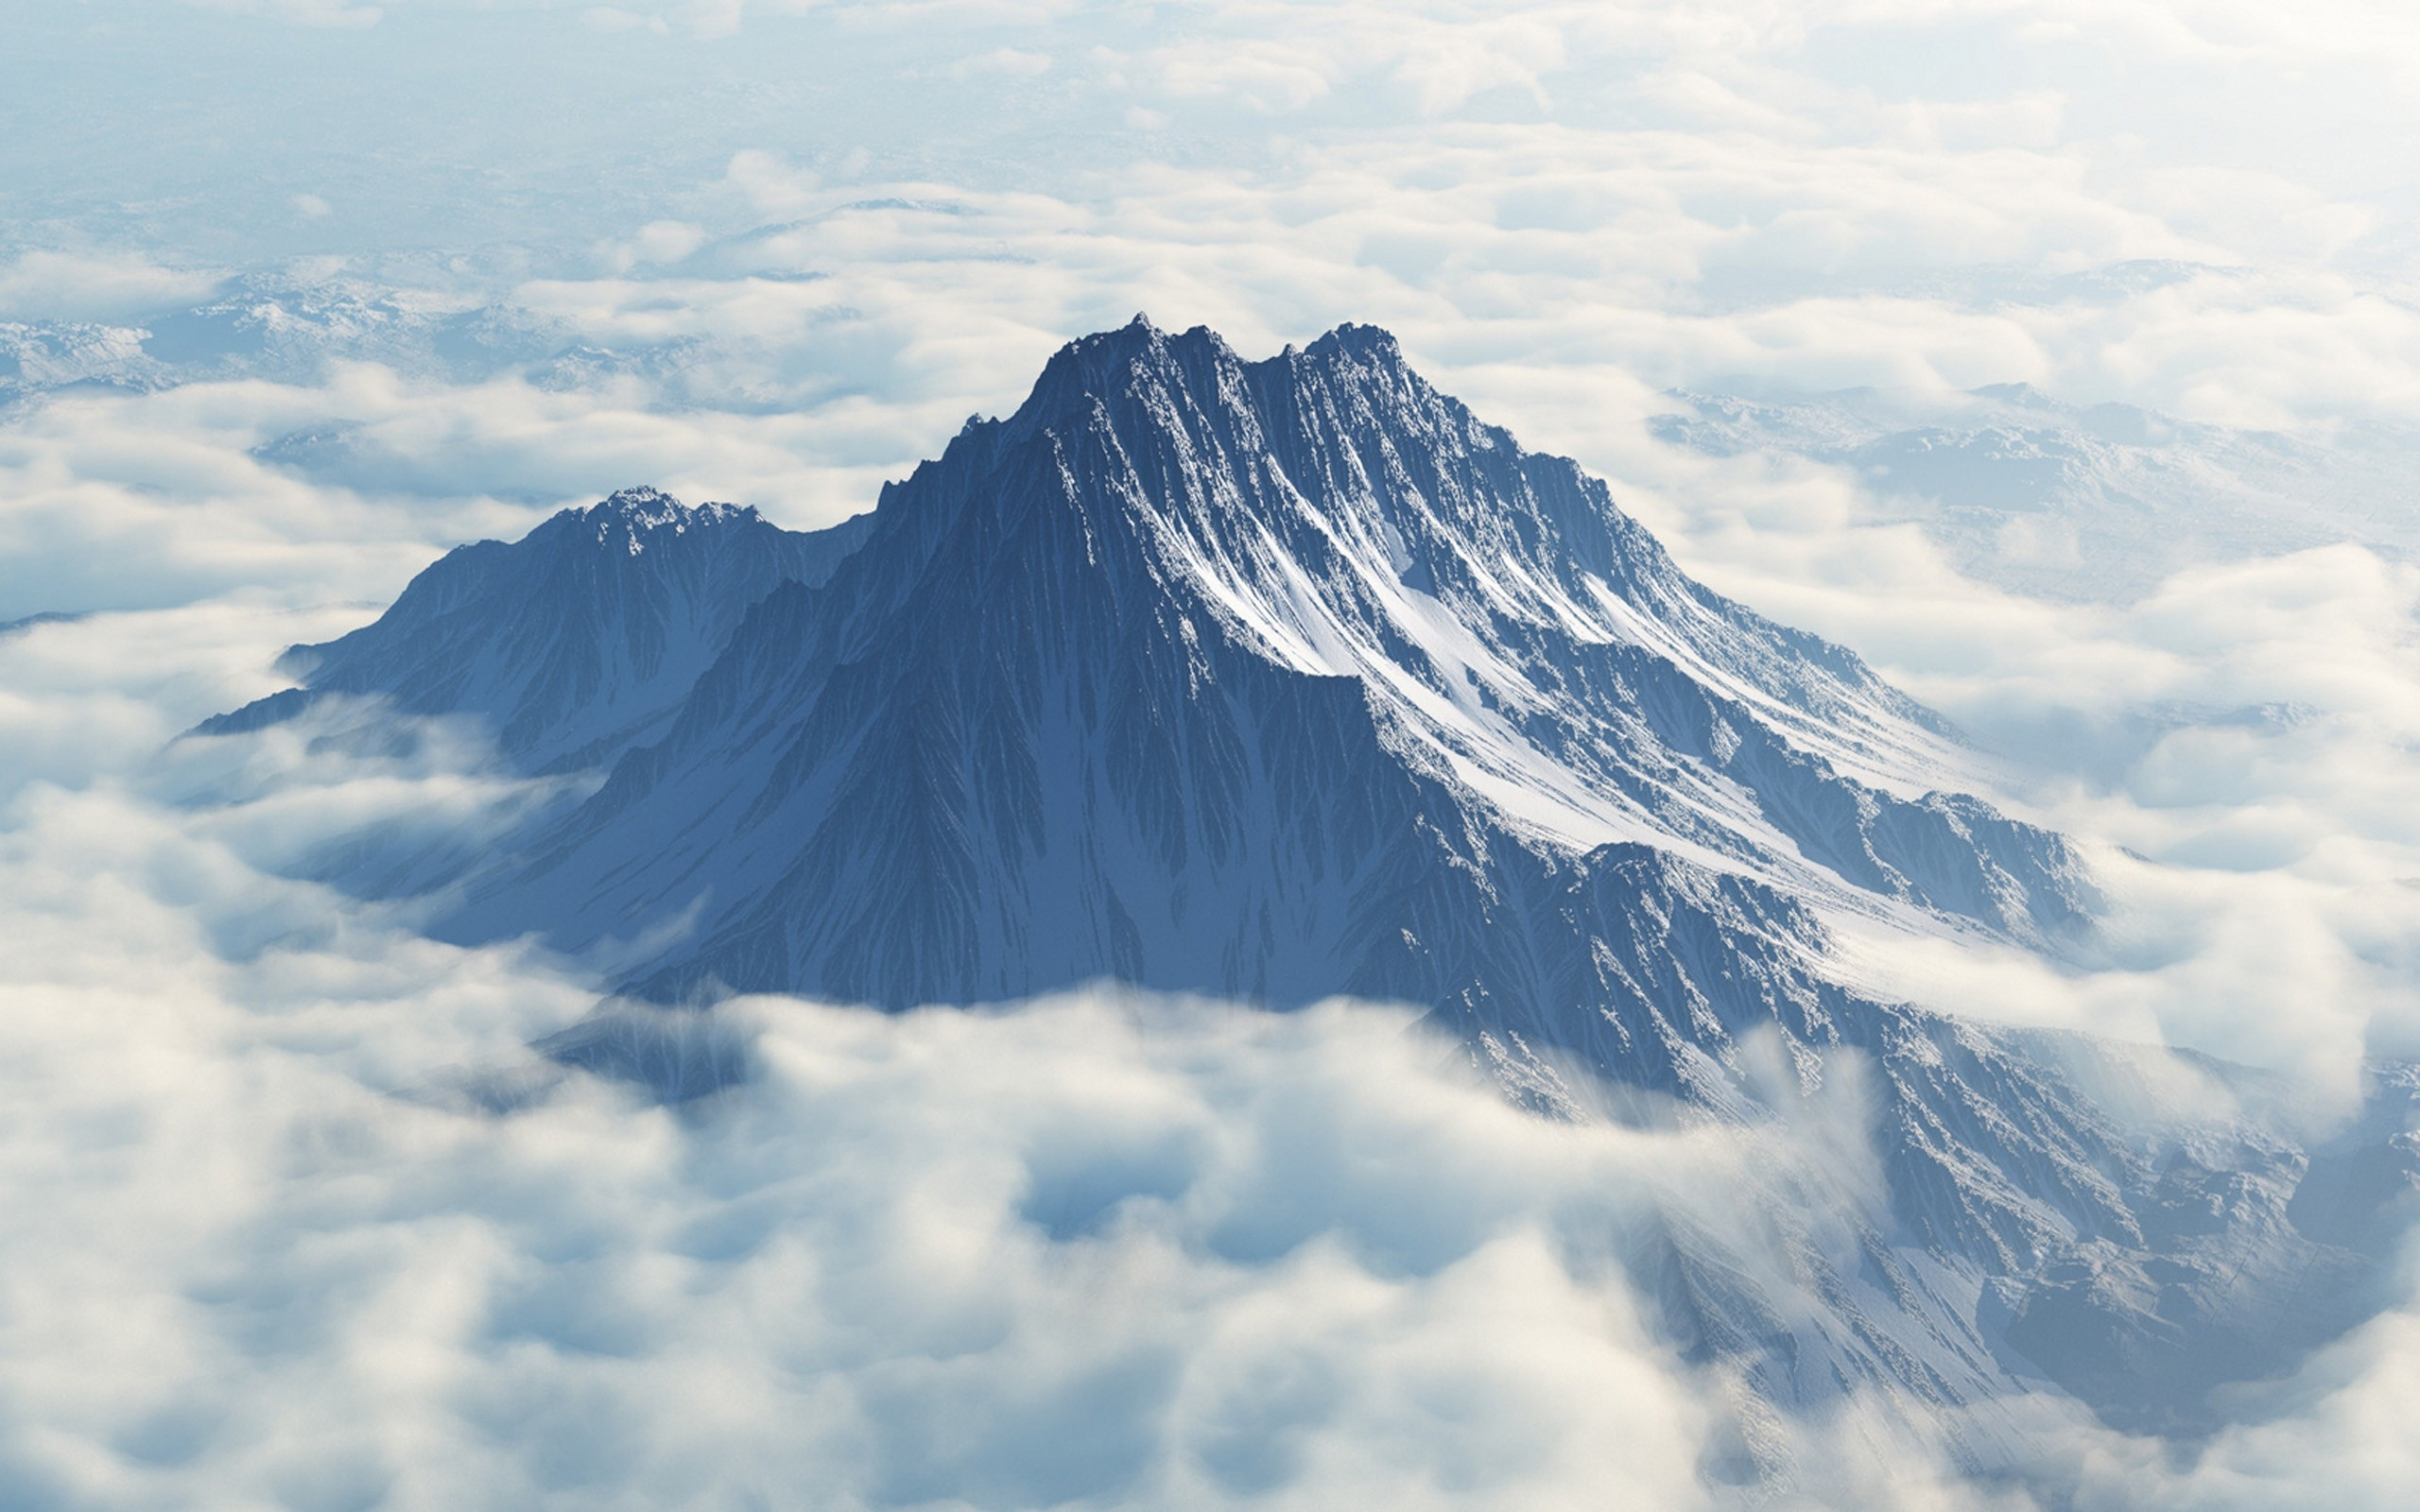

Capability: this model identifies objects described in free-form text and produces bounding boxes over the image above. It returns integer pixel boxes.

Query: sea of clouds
[6,1,2420,1506]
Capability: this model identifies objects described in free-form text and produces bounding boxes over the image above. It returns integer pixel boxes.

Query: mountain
[198,487,873,775]
[200,318,2419,1469]
[460,320,2091,1005]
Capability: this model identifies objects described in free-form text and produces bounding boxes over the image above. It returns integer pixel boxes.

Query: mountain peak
[1304,320,1406,364]
[590,484,683,516]
[190,485,872,772]
[1005,321,1430,453]
[573,487,754,554]
[1014,315,1236,422]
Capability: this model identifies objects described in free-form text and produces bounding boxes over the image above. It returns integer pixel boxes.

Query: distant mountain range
[200,319,2420,1479]
[1656,384,2420,601]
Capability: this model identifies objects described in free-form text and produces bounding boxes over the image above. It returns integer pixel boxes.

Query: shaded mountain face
[199,319,2416,1455]
[198,487,873,774]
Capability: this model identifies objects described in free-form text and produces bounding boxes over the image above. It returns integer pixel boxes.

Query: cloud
[0,252,221,324]
[17,2,2420,437]
[1599,430,2420,1094]
[2057,1294,2420,1511]
[0,357,918,623]
[0,615,1778,1507]
[1151,40,1340,113]
[8,555,2419,1512]
[2,584,2418,1508]
[950,45,1054,80]
[631,127,2414,447]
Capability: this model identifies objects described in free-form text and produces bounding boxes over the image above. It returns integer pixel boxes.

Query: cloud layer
[0,617,1744,1508]
[3,606,2419,1510]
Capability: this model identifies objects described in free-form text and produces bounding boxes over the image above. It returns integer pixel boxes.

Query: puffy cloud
[3,598,2412,1511]
[0,360,911,623]
[0,613,1766,1509]
[1590,428,2420,1096]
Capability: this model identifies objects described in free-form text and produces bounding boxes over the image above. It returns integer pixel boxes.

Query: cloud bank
[0,615,1775,1508]
[3,607,2418,1510]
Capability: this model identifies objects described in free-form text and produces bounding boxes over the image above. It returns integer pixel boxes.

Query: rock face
[201,318,2416,1465]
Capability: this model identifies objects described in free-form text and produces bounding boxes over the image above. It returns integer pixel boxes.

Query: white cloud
[2065,1296,2420,1510]
[950,45,1054,80]
[7,583,2420,1508]
[1599,436,2420,1091]
[0,359,909,623]
[0,622,1759,1506]
[0,252,221,324]
[1150,40,1340,113]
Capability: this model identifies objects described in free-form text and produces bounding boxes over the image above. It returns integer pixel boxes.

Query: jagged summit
[585,482,686,516]
[835,319,1992,907]
[1001,318,1403,445]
